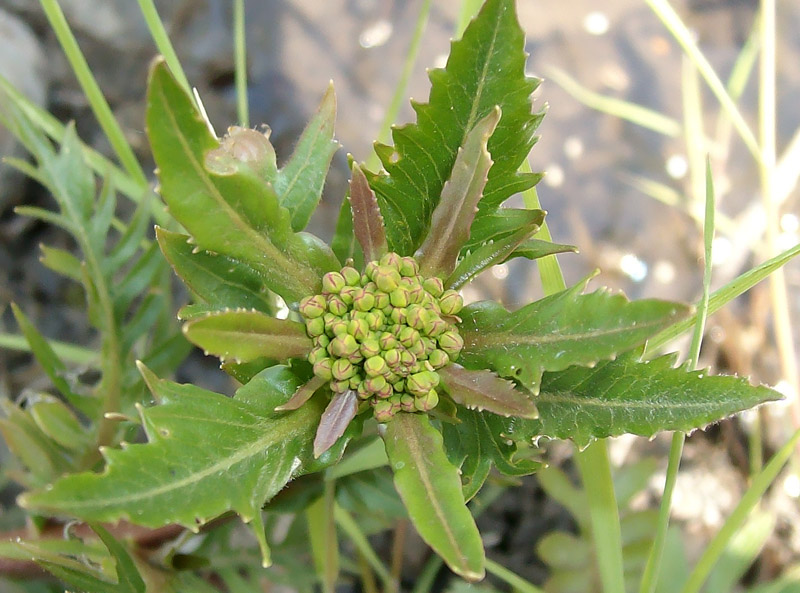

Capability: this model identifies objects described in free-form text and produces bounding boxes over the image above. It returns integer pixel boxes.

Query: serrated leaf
[531,352,782,448]
[459,281,691,393]
[416,108,499,278]
[383,413,485,581]
[366,0,542,254]
[156,227,275,314]
[183,309,312,363]
[443,407,542,500]
[21,367,325,529]
[446,211,545,289]
[146,59,336,304]
[314,389,358,458]
[274,83,339,231]
[439,364,537,418]
[350,163,387,262]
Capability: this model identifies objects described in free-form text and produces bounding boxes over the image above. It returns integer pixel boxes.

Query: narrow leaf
[39,244,83,282]
[532,352,782,448]
[275,83,339,231]
[416,108,499,278]
[439,364,538,418]
[314,390,358,458]
[383,413,485,581]
[459,281,691,393]
[509,238,578,262]
[156,227,275,314]
[183,309,311,363]
[350,163,387,262]
[446,210,544,289]
[276,375,327,411]
[21,368,325,529]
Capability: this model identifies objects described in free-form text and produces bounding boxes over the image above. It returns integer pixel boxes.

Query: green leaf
[366,0,542,254]
[446,210,545,289]
[459,280,691,393]
[274,83,339,231]
[349,163,388,263]
[39,244,83,282]
[146,59,336,304]
[383,413,485,581]
[20,366,326,529]
[156,227,275,314]
[416,108,499,278]
[443,407,542,500]
[439,364,538,418]
[182,309,312,363]
[507,238,578,263]
[29,398,91,451]
[532,352,782,448]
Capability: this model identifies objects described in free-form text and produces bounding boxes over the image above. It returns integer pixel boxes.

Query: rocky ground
[1,0,799,590]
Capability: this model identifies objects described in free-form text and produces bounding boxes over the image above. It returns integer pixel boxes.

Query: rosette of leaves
[20,0,780,583]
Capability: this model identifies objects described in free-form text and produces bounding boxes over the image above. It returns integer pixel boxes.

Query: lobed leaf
[182,309,312,363]
[416,108,499,278]
[383,413,485,581]
[365,0,542,255]
[459,280,691,393]
[146,59,337,304]
[532,352,782,448]
[21,366,326,529]
[439,363,538,418]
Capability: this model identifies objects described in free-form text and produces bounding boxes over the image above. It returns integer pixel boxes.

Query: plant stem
[137,0,193,100]
[640,160,716,593]
[233,0,249,127]
[389,520,407,593]
[334,504,393,588]
[485,559,546,593]
[39,0,147,187]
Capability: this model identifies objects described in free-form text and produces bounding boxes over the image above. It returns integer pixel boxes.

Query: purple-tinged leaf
[383,413,485,581]
[416,108,500,278]
[314,390,358,458]
[183,309,312,363]
[509,238,578,262]
[276,375,327,412]
[439,364,538,419]
[446,210,544,289]
[349,164,387,263]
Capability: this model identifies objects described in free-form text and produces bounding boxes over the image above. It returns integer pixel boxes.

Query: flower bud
[353,290,375,312]
[406,371,437,396]
[327,295,348,316]
[313,334,330,348]
[399,256,419,277]
[364,310,383,330]
[305,317,326,337]
[392,379,405,392]
[383,348,401,368]
[406,305,429,331]
[399,349,417,367]
[313,358,333,381]
[439,290,463,315]
[338,285,357,304]
[438,330,464,358]
[348,318,369,341]
[389,288,409,308]
[390,307,407,325]
[322,271,346,294]
[407,282,425,304]
[357,381,372,399]
[376,383,394,399]
[364,375,387,393]
[331,380,350,393]
[364,355,388,377]
[379,252,402,268]
[373,266,401,293]
[398,326,420,348]
[423,315,448,337]
[299,294,326,319]
[408,339,426,358]
[332,358,356,381]
[365,261,380,280]
[379,332,398,350]
[415,389,439,412]
[341,266,361,286]
[330,319,349,337]
[400,394,416,412]
[308,347,327,365]
[360,337,381,359]
[329,334,359,358]
[373,400,394,422]
[373,291,390,309]
[422,276,444,297]
[349,374,363,389]
[348,351,364,364]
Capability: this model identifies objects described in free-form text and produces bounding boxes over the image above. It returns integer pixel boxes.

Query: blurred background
[1,0,799,589]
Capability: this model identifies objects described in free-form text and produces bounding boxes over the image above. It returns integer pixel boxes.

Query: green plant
[0,0,796,591]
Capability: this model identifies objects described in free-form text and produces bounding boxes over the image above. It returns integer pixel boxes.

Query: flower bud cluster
[299,252,464,422]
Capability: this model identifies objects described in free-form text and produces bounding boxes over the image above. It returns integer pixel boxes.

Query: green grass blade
[645,0,761,161]
[39,0,147,187]
[640,159,716,593]
[233,0,249,127]
[137,0,193,99]
[485,558,546,593]
[547,67,682,137]
[0,332,96,365]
